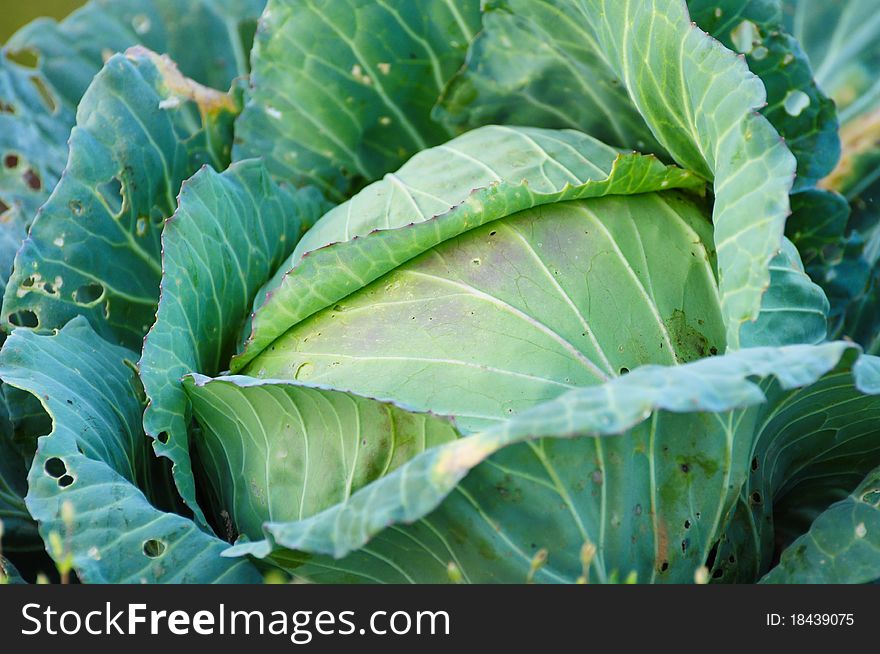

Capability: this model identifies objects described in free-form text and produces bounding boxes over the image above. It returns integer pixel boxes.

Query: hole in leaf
[98,177,123,215]
[294,362,314,380]
[751,457,759,472]
[44,457,67,478]
[4,153,19,168]
[143,539,166,558]
[69,200,84,216]
[704,539,720,571]
[29,75,56,113]
[750,490,762,505]
[7,48,39,69]
[132,14,152,34]
[684,519,691,529]
[730,20,758,54]
[783,90,810,117]
[58,474,74,488]
[751,45,768,60]
[659,560,669,573]
[861,490,880,506]
[619,367,629,375]
[22,169,41,191]
[157,431,169,445]
[73,283,103,305]
[9,310,38,328]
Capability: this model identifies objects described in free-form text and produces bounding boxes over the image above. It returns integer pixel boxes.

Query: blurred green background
[2,0,86,44]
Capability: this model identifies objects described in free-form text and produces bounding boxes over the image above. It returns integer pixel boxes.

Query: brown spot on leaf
[23,168,41,190]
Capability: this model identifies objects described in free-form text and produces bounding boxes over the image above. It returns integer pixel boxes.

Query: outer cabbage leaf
[0,389,37,552]
[0,0,265,296]
[184,374,458,540]
[0,557,26,584]
[785,187,849,270]
[785,0,880,120]
[2,48,238,349]
[234,0,481,200]
[139,160,329,526]
[0,59,68,297]
[440,0,838,187]
[0,318,260,583]
[6,0,264,109]
[688,0,839,186]
[434,0,664,155]
[223,343,879,583]
[761,462,880,584]
[707,354,880,581]
[787,0,880,353]
[740,237,829,347]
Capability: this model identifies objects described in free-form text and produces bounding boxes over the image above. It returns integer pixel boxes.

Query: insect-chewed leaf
[0,318,261,584]
[688,0,840,187]
[787,0,880,354]
[2,48,239,349]
[139,160,330,526]
[0,0,265,296]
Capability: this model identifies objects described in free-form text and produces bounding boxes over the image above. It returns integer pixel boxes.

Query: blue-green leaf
[0,317,260,583]
[761,462,880,584]
[688,0,840,186]
[183,373,459,540]
[234,0,481,200]
[0,387,37,552]
[741,237,829,347]
[2,48,239,349]
[0,0,265,296]
[0,556,26,584]
[139,159,329,526]
[223,343,879,583]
